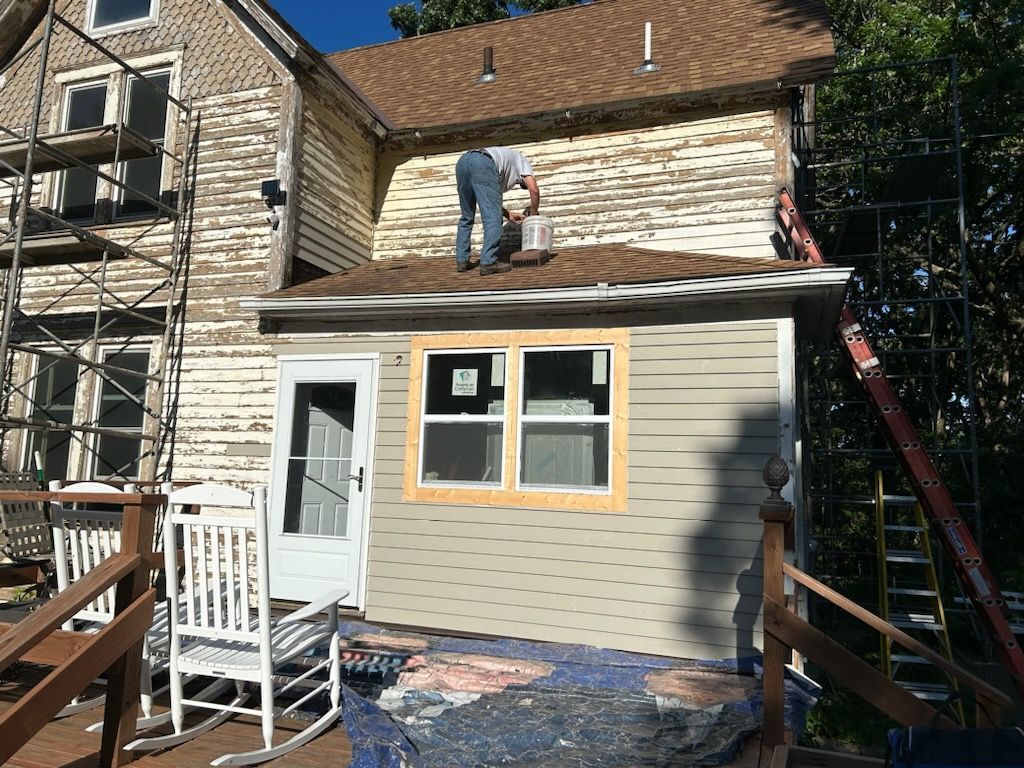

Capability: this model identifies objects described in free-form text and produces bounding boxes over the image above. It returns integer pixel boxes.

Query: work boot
[456,261,470,273]
[480,262,512,275]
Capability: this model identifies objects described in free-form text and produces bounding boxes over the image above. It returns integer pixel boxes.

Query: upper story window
[88,0,159,35]
[405,329,629,512]
[55,69,172,224]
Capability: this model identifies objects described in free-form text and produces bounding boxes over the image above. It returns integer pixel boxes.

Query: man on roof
[455,147,541,275]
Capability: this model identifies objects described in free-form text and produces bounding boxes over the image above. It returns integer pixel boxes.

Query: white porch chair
[48,480,179,723]
[126,483,348,766]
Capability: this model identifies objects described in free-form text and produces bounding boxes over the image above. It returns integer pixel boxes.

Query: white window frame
[86,0,160,37]
[516,344,614,495]
[53,78,113,223]
[48,53,182,223]
[418,347,508,489]
[88,345,152,481]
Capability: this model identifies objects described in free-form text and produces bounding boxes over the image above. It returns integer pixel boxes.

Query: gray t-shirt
[485,147,535,192]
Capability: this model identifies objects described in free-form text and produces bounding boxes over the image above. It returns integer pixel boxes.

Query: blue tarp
[332,621,820,768]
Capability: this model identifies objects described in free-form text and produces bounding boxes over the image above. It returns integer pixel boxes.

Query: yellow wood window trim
[404,329,629,512]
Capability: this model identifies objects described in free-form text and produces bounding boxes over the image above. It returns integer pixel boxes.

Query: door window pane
[59,84,107,222]
[92,0,155,28]
[119,72,169,218]
[93,350,149,479]
[283,383,355,538]
[27,357,79,481]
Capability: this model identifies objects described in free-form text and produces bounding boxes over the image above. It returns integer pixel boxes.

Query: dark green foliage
[387,0,584,37]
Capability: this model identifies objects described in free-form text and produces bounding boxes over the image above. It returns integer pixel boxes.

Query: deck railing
[0,490,161,766]
[757,457,1012,747]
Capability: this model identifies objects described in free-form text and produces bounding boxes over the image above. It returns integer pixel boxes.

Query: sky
[267,1,403,53]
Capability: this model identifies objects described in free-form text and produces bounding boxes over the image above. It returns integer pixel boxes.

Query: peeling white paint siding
[294,76,377,272]
[374,108,778,261]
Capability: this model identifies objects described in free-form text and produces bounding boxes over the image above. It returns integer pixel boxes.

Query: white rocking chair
[127,483,348,766]
[49,480,177,724]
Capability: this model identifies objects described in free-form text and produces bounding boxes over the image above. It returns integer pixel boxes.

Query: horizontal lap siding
[359,321,779,660]
[373,109,777,261]
[295,80,377,272]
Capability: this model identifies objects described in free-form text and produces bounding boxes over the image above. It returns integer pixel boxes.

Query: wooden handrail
[783,562,1012,713]
[0,490,159,767]
[0,554,140,670]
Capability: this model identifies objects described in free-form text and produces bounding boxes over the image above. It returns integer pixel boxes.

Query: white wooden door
[269,357,376,603]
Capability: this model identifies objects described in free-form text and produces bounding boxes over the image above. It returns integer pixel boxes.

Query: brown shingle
[327,0,834,130]
[261,244,828,300]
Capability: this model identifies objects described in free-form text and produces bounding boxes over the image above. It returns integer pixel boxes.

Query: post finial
[762,455,789,500]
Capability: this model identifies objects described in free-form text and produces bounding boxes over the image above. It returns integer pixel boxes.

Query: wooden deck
[0,665,352,768]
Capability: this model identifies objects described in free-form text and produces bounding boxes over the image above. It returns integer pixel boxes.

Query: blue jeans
[455,151,502,266]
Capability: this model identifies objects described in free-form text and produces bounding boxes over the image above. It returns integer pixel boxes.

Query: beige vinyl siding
[373,108,777,262]
[304,320,780,661]
[295,77,378,272]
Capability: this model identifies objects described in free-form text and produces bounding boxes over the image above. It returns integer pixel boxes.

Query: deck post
[99,493,158,767]
[760,455,794,748]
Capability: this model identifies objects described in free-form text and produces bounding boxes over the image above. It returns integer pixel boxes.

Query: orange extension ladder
[777,189,1024,697]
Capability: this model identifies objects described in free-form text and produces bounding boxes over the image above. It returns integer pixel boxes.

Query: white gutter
[241,266,852,319]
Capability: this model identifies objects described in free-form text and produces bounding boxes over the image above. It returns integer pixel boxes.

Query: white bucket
[521,216,554,251]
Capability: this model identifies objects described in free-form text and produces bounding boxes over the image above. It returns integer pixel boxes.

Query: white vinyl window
[518,347,612,492]
[419,349,506,487]
[87,0,159,35]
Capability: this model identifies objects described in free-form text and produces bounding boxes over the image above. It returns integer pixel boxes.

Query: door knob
[348,466,364,491]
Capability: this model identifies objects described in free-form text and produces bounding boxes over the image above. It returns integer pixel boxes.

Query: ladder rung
[898,681,951,701]
[884,524,925,533]
[889,611,943,630]
[887,587,938,597]
[886,550,931,563]
[882,495,919,505]
[891,653,930,665]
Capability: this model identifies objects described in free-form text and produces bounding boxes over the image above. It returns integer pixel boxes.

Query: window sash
[57,82,108,222]
[92,348,150,480]
[116,70,170,219]
[516,345,613,494]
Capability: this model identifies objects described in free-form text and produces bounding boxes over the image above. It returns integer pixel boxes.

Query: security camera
[267,212,280,230]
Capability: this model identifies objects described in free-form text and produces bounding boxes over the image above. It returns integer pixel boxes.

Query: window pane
[94,351,149,480]
[422,423,502,485]
[27,358,79,480]
[425,352,505,416]
[60,84,107,221]
[93,0,154,27]
[523,350,609,416]
[125,73,169,139]
[520,423,609,489]
[282,382,355,538]
[119,154,161,216]
[66,85,107,130]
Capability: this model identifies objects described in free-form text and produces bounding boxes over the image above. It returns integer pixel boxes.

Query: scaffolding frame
[792,58,982,613]
[0,0,194,484]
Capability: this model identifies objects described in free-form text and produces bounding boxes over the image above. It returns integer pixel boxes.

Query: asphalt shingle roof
[327,0,834,130]
[261,244,827,301]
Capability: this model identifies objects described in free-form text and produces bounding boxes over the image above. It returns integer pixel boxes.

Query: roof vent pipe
[478,46,497,83]
[634,22,661,74]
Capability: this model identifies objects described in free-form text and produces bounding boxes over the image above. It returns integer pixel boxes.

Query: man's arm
[523,175,540,216]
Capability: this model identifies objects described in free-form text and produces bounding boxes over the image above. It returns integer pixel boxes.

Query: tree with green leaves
[388,0,583,38]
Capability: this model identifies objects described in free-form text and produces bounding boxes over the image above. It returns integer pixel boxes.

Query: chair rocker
[126,483,348,766]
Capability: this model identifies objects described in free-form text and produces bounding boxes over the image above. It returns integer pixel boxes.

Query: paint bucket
[521,216,554,251]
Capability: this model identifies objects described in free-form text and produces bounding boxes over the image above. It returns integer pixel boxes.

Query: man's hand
[508,211,525,224]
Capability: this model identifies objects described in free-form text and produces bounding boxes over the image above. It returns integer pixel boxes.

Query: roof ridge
[327,0,615,57]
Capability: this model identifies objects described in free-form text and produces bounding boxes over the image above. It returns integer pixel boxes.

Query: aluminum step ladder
[876,471,964,717]
[778,189,1024,697]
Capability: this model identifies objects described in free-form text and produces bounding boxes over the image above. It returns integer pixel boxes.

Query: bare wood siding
[287,321,778,660]
[295,77,377,272]
[373,109,777,261]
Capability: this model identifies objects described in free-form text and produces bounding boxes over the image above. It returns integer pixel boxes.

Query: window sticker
[593,350,608,385]
[452,368,478,396]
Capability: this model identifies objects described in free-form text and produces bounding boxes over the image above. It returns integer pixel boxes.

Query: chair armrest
[278,588,350,624]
